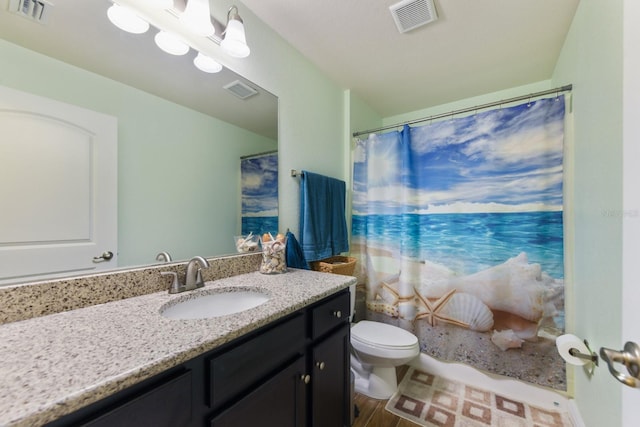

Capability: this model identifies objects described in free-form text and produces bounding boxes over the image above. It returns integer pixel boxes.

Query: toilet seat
[351,320,418,350]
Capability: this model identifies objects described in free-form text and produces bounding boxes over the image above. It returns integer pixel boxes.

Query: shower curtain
[351,96,567,390]
[240,152,279,236]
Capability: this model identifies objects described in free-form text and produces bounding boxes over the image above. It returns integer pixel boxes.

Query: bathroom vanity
[48,291,350,427]
[0,267,355,427]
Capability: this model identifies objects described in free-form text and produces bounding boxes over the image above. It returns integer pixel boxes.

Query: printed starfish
[413,288,470,328]
[376,280,414,306]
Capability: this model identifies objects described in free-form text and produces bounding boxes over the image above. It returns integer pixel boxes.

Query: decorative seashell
[491,329,525,351]
[259,240,287,274]
[438,292,494,331]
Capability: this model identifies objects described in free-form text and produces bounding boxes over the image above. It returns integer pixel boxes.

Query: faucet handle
[161,271,183,294]
[194,268,205,289]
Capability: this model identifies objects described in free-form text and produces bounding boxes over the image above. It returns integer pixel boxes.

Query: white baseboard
[568,399,586,427]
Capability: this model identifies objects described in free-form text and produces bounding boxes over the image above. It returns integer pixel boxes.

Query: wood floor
[351,365,417,427]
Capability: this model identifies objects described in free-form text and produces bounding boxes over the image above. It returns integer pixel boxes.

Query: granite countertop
[0,269,356,427]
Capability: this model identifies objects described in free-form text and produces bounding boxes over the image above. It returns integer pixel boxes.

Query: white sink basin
[161,289,270,320]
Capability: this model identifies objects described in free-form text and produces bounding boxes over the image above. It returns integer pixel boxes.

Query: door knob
[600,342,640,388]
[93,251,114,262]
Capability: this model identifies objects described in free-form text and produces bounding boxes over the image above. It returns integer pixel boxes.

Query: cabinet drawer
[81,370,192,427]
[208,313,305,409]
[311,290,350,340]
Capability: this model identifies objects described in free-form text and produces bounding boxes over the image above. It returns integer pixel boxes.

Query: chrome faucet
[161,256,210,294]
[155,251,172,263]
[184,256,210,290]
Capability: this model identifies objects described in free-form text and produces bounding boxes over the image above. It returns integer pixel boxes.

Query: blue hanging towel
[285,230,310,270]
[299,170,349,262]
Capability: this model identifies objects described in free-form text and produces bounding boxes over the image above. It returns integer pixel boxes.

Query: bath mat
[385,367,573,426]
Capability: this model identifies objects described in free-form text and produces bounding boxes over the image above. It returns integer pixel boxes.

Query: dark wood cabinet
[209,356,307,427]
[80,370,192,427]
[311,323,350,427]
[48,289,350,427]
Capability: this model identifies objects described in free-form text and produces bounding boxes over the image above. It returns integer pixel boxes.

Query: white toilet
[349,285,420,399]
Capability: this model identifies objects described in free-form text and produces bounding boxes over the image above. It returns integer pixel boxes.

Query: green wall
[345,1,626,423]
[552,0,624,424]
[0,39,277,266]
[207,1,347,236]
[380,80,554,126]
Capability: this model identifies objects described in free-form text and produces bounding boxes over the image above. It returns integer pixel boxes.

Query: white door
[0,85,117,285]
[622,0,640,424]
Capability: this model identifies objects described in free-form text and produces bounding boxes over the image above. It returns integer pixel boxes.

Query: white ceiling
[0,0,580,136]
[241,0,580,118]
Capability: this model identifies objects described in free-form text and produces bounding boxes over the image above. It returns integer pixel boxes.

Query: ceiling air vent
[8,0,53,24]
[389,0,438,34]
[224,80,258,100]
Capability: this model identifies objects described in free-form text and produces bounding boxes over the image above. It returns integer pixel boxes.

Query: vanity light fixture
[154,30,190,55]
[220,6,250,58]
[180,0,215,36]
[193,52,223,73]
[107,3,149,34]
[106,1,251,74]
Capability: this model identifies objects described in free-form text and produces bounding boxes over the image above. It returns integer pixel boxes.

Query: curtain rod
[240,150,278,160]
[352,84,572,138]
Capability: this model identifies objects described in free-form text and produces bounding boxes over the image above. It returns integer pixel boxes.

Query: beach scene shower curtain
[240,152,279,236]
[351,96,567,390]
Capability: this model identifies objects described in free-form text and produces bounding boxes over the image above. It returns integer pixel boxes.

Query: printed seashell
[491,329,525,351]
[366,301,399,318]
[376,282,400,305]
[419,252,552,323]
[439,292,494,331]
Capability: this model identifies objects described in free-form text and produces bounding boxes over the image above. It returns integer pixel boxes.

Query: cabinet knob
[316,361,325,370]
[333,310,342,318]
[301,374,311,384]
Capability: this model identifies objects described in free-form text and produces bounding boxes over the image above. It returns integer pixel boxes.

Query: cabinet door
[311,323,350,427]
[80,371,192,427]
[210,356,307,427]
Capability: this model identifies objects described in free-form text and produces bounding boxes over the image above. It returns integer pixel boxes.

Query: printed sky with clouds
[353,97,565,215]
[241,154,278,217]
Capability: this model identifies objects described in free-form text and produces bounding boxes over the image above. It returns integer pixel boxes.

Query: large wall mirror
[0,0,278,285]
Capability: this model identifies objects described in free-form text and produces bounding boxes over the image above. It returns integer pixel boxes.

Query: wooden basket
[310,256,357,276]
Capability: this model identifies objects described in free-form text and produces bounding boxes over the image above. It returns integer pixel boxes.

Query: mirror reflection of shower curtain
[240,152,278,236]
[351,96,569,391]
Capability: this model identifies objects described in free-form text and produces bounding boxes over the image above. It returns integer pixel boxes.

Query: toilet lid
[351,320,418,349]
